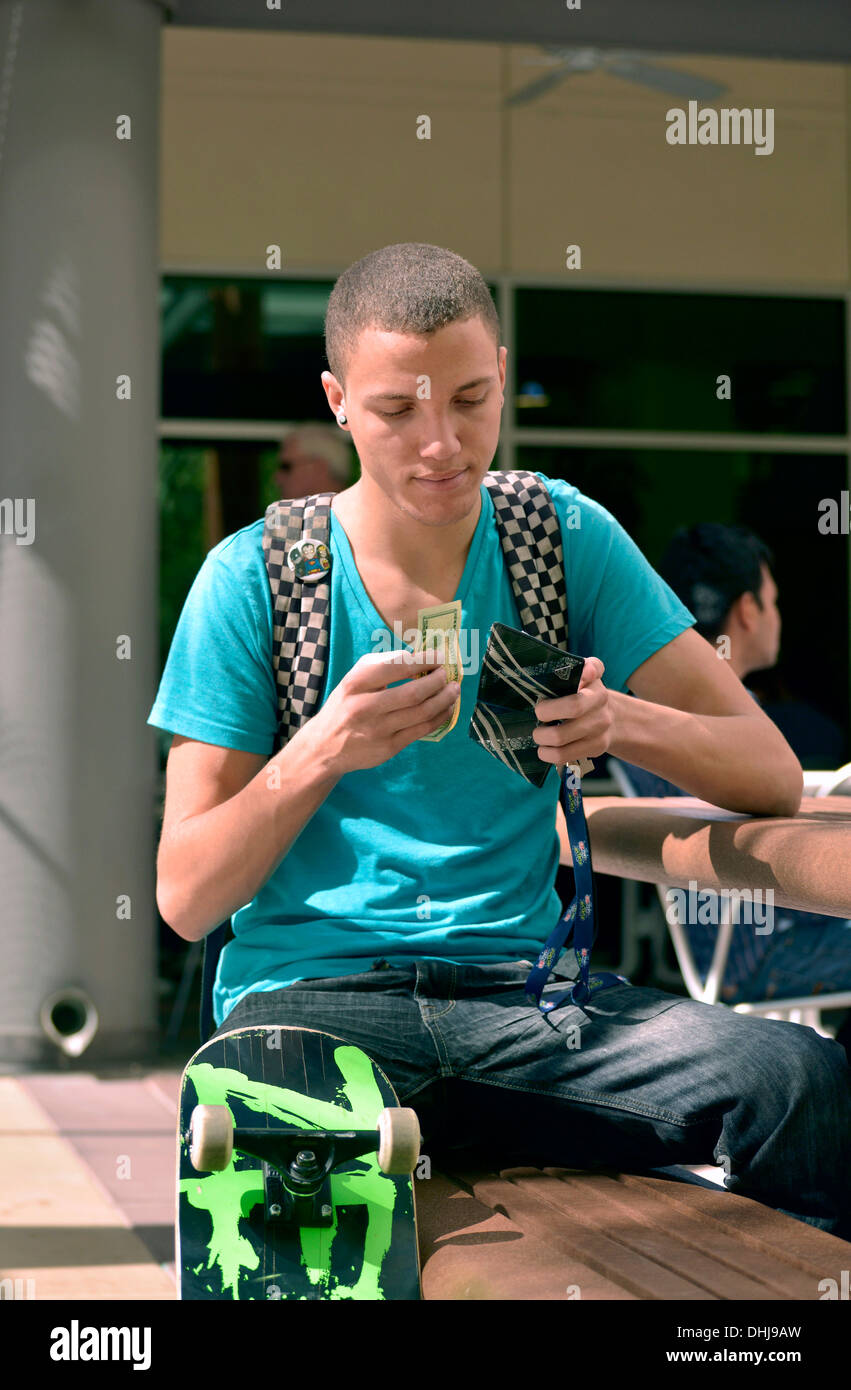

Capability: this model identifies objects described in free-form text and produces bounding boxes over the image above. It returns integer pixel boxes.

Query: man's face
[322,316,506,525]
[274,441,336,498]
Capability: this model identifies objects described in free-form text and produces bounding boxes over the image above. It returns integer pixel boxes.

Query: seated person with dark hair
[614,522,851,1024]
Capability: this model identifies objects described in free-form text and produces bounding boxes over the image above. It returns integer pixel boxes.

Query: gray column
[0,0,168,1066]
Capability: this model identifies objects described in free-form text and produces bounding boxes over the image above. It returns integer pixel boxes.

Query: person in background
[612,522,851,1052]
[273,422,354,500]
[659,524,846,768]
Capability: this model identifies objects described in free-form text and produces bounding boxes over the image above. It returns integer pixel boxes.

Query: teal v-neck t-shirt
[147,472,695,1025]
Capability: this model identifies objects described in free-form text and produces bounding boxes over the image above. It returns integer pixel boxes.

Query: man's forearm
[158,723,341,942]
[607,690,803,817]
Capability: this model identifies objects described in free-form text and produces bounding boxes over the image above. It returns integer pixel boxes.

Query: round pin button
[287,536,332,583]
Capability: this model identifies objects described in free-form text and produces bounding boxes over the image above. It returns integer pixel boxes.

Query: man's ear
[733,590,760,633]
[320,370,344,418]
[497,345,507,394]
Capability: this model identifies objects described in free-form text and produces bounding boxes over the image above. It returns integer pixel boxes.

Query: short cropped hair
[658,523,775,642]
[324,243,501,388]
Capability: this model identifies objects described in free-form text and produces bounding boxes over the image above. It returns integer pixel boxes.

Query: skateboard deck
[176,1025,421,1300]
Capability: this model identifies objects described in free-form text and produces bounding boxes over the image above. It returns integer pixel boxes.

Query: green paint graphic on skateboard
[176,1026,421,1300]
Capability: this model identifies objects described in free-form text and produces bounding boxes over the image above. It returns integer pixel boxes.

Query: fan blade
[606,59,727,101]
[506,70,570,106]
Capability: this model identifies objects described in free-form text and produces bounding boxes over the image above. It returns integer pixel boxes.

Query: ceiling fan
[506,46,728,106]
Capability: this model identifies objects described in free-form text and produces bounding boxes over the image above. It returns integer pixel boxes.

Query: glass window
[161,277,333,421]
[157,444,206,669]
[161,275,501,422]
[514,290,846,435]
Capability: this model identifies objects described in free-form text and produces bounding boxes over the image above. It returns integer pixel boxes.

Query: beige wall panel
[161,33,849,287]
[160,30,504,271]
[506,53,848,285]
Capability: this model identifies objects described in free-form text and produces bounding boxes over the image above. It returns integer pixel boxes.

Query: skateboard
[176,1025,422,1300]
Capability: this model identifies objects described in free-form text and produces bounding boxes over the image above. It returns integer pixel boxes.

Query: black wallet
[468,623,593,787]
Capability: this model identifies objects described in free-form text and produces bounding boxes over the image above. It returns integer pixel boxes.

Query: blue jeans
[211,958,851,1241]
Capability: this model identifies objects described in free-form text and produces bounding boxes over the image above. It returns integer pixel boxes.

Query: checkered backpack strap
[262,491,337,754]
[482,469,568,647]
[484,469,593,779]
[485,473,624,1009]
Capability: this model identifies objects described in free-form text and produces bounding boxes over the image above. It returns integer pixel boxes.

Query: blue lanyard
[525,767,630,1014]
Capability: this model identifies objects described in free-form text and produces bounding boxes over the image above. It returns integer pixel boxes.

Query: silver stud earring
[337,411,347,426]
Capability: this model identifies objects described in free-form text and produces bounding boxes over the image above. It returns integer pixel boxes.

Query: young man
[149,243,851,1239]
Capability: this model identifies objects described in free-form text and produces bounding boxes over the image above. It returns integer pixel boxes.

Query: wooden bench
[416,1165,849,1300]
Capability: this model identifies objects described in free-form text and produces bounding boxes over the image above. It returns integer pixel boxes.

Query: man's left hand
[533,657,613,769]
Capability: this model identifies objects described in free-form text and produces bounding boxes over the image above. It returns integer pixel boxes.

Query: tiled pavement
[1,1070,180,1300]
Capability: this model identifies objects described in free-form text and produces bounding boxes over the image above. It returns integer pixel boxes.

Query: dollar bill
[412,599,462,742]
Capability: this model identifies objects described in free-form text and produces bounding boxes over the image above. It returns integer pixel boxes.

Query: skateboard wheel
[189,1105,233,1172]
[376,1107,420,1174]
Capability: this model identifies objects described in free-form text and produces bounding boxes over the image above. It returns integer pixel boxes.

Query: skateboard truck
[188,1106,420,1229]
[261,1133,375,1228]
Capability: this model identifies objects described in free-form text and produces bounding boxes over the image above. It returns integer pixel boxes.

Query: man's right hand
[300,647,461,776]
